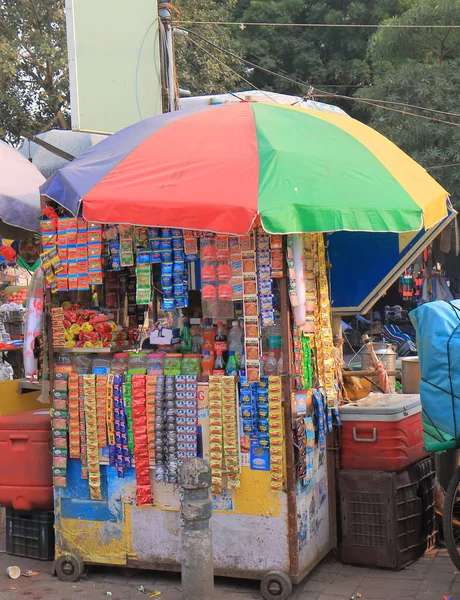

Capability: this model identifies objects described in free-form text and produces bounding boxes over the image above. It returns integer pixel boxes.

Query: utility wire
[313,93,460,127]
[185,28,460,129]
[182,28,460,124]
[175,21,460,30]
[313,89,460,120]
[426,163,460,170]
[185,35,279,103]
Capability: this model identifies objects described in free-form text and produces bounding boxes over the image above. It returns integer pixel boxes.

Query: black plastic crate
[6,509,55,561]
[338,457,436,570]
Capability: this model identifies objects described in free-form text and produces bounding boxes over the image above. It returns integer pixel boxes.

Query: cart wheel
[260,571,293,600]
[54,553,84,582]
[443,465,460,571]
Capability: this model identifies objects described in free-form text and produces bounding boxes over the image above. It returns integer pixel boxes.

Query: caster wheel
[54,553,84,582]
[260,571,293,600]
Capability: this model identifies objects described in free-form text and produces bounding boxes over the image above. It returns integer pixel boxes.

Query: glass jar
[147,353,165,375]
[54,353,73,374]
[128,352,147,374]
[92,355,111,374]
[164,354,182,376]
[112,352,129,376]
[72,353,92,374]
[182,354,201,376]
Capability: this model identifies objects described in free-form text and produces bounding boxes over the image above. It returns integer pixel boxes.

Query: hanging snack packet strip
[68,374,80,459]
[303,234,317,335]
[316,236,337,408]
[268,376,284,492]
[113,375,125,476]
[154,376,166,483]
[106,375,115,451]
[146,375,156,466]
[209,376,224,495]
[229,236,243,301]
[52,374,69,488]
[176,375,198,467]
[256,229,275,327]
[132,375,152,505]
[78,375,88,479]
[123,375,135,454]
[83,375,102,500]
[222,376,240,489]
[96,375,108,447]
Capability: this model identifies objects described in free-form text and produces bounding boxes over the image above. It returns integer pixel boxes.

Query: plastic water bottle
[228,320,243,364]
[225,351,238,376]
[264,352,278,376]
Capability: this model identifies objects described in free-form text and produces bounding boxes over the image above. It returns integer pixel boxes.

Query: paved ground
[0,546,458,600]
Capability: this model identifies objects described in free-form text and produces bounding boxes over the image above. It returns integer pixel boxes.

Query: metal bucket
[360,343,397,388]
[401,356,421,394]
[360,343,397,372]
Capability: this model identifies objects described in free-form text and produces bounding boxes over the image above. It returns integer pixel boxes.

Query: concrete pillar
[179,458,214,600]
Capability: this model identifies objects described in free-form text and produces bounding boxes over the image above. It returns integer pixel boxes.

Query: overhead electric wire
[175,20,460,30]
[182,28,460,126]
[426,163,460,170]
[312,88,460,120]
[185,35,279,103]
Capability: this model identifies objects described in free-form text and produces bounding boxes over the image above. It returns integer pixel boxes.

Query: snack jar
[147,353,165,375]
[92,356,111,374]
[181,354,201,376]
[72,353,92,374]
[164,354,182,376]
[128,352,147,374]
[54,353,74,374]
[111,352,129,375]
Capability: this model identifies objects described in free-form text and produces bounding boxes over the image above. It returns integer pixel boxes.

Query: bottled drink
[192,327,203,354]
[277,355,284,376]
[225,351,238,376]
[213,350,226,375]
[201,350,213,376]
[203,319,215,357]
[264,352,278,376]
[228,320,243,363]
[239,351,246,377]
[215,321,228,356]
[180,321,193,354]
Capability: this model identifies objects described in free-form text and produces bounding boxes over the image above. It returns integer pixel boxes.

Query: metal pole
[158,1,177,112]
[179,458,214,600]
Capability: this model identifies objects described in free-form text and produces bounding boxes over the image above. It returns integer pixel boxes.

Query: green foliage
[174,0,243,95]
[358,0,460,205]
[0,0,69,144]
[233,0,410,94]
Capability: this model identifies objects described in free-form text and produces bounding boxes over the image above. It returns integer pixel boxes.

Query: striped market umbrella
[0,140,43,238]
[40,102,449,235]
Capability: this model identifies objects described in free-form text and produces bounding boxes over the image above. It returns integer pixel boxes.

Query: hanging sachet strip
[132,374,152,505]
[222,376,240,489]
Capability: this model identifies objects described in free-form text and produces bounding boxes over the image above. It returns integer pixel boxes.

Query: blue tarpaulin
[410,300,460,441]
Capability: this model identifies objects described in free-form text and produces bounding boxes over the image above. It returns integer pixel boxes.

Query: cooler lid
[0,409,51,430]
[339,393,421,420]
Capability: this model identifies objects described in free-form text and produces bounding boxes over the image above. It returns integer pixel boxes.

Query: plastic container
[147,353,165,375]
[54,354,73,374]
[401,356,421,394]
[6,508,55,560]
[182,354,201,376]
[264,352,278,376]
[164,354,182,375]
[72,353,92,374]
[111,352,129,375]
[339,393,425,471]
[0,410,52,511]
[128,352,147,374]
[92,356,111,374]
[339,457,436,569]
